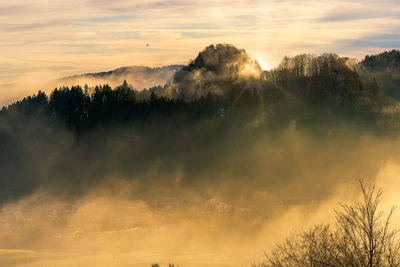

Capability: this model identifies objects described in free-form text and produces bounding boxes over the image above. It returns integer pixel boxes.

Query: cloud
[340,33,400,49]
[181,32,224,39]
[318,2,400,22]
[320,10,400,22]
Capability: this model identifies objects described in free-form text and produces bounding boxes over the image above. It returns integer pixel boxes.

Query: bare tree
[256,181,400,267]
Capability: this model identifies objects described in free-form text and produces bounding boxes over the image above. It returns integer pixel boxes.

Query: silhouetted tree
[255,181,400,267]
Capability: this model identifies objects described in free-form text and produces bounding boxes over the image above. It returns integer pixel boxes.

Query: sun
[254,55,271,71]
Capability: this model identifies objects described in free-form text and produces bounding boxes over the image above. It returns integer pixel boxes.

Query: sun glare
[254,56,271,71]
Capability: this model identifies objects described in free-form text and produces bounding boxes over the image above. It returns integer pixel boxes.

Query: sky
[0,0,400,92]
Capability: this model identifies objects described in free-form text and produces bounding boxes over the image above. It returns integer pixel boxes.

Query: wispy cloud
[340,33,400,49]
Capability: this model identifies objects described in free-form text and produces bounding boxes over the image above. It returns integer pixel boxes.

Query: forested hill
[1,44,400,203]
[1,44,400,135]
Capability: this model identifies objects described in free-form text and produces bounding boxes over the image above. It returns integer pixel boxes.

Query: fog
[59,65,182,93]
[0,65,182,107]
[1,114,400,266]
[0,71,60,108]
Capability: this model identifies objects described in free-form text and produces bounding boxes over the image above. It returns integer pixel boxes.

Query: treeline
[266,53,381,103]
[361,49,400,71]
[0,79,381,137]
[0,84,231,134]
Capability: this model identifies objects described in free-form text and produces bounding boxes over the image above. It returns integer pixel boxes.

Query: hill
[59,65,183,91]
[172,44,262,99]
[1,44,396,133]
[1,43,400,206]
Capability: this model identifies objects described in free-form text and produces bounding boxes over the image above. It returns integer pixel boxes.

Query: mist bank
[2,149,400,267]
[59,65,183,92]
[1,110,398,202]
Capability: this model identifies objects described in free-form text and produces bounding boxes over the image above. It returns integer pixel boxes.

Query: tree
[256,181,400,267]
[370,77,380,97]
[150,91,158,102]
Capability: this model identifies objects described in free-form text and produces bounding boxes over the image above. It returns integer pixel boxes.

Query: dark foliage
[361,50,400,71]
[358,50,400,100]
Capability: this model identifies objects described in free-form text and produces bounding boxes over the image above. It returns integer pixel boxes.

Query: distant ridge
[59,65,183,90]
